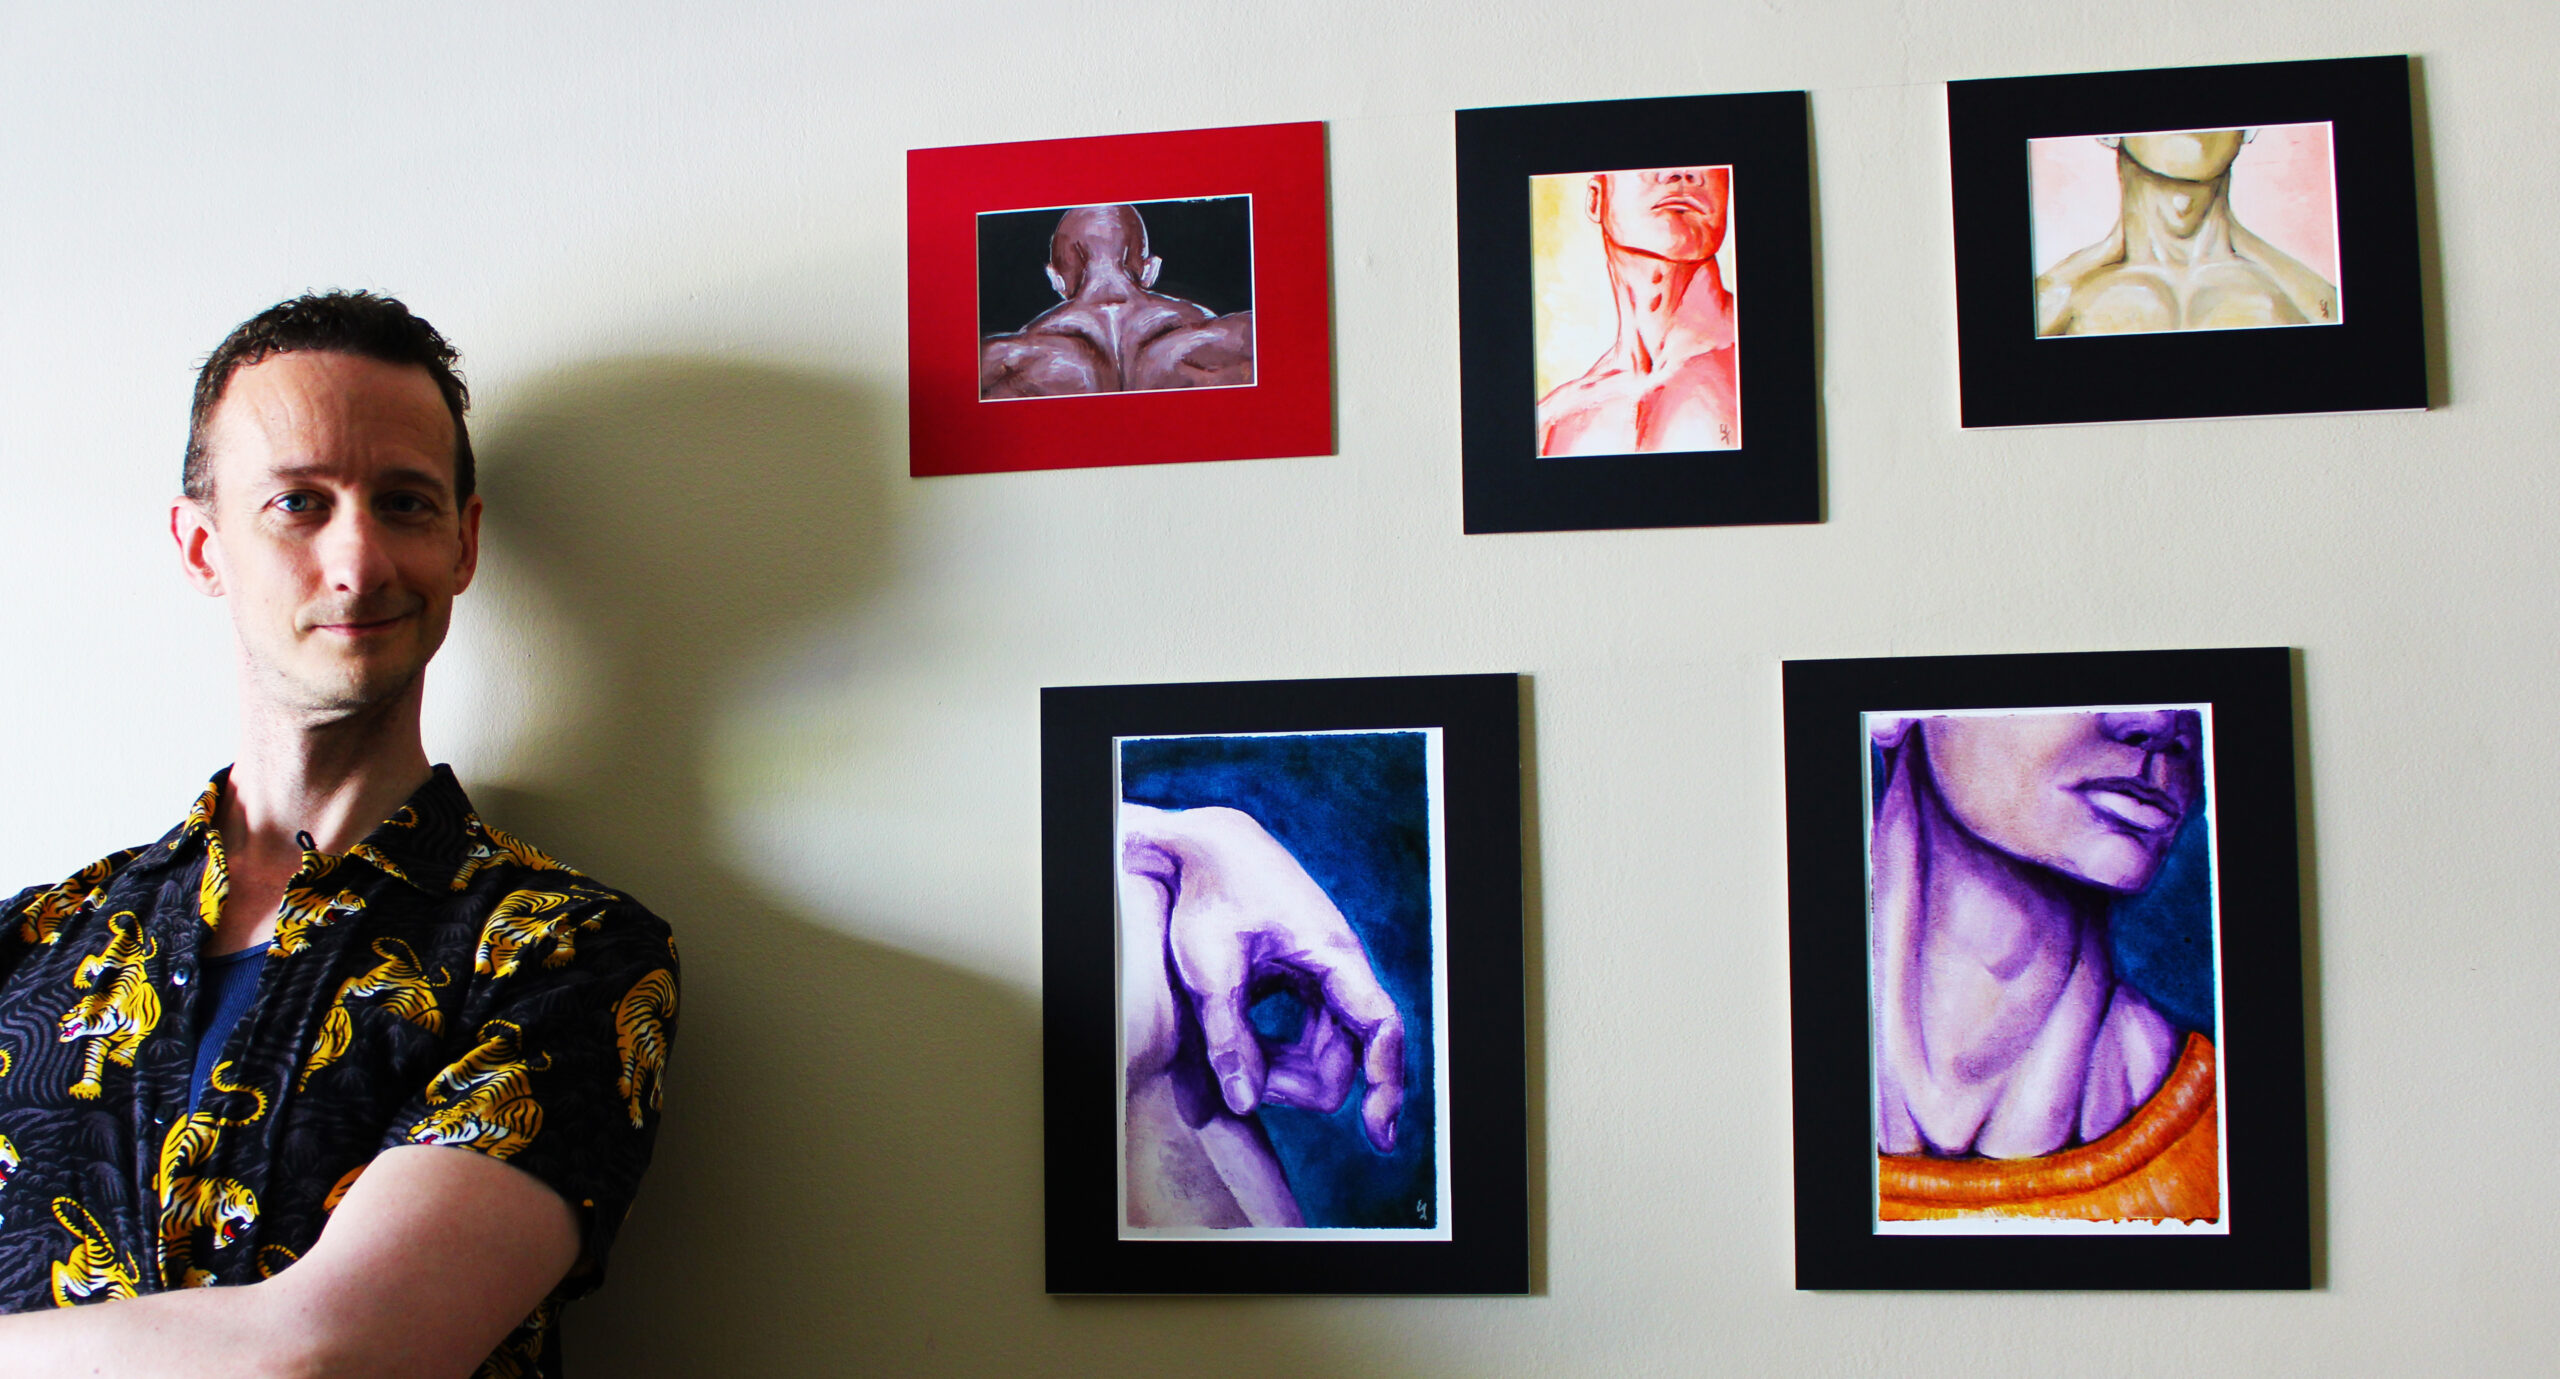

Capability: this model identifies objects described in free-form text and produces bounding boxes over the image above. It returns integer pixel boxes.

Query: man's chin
[262,656,429,721]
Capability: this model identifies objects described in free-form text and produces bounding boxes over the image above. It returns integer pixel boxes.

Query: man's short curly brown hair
[184,291,473,504]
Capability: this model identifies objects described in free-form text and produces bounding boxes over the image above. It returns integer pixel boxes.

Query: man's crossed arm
[0,1144,574,1379]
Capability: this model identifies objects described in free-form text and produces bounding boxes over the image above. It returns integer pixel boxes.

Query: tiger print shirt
[0,765,679,1379]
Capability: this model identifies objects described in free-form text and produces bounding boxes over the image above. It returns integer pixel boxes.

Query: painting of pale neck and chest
[1869,709,2206,1160]
[2034,128,2339,338]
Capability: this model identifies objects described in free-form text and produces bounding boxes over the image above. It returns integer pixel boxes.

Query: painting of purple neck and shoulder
[1865,705,2225,1233]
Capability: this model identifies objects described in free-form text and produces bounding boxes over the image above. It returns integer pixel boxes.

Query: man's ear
[1045,265,1068,298]
[170,497,225,598]
[1586,175,1606,225]
[1139,255,1162,290]
[453,494,484,594]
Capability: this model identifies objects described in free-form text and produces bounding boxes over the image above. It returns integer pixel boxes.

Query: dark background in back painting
[1870,740,2217,1036]
[1120,732,1438,1231]
[977,197,1255,338]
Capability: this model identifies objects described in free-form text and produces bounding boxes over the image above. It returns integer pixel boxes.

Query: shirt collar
[160,764,482,895]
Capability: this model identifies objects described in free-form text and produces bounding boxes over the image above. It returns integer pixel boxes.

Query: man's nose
[2097,709,2197,790]
[2096,710,2184,750]
[319,506,398,593]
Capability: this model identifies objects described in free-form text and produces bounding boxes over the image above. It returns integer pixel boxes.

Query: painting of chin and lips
[1458,90,1818,533]
[1948,56,2424,428]
[1865,704,2224,1235]
[1787,649,2309,1290]
[1529,162,1741,456]
[908,121,1332,475]
[1043,675,1526,1294]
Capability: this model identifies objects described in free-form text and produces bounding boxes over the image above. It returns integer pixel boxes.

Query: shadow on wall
[470,360,1363,1376]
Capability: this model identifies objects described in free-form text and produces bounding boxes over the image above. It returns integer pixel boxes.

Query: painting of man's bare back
[978,196,1256,400]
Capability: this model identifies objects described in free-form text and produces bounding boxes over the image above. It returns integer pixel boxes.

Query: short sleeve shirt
[0,766,679,1379]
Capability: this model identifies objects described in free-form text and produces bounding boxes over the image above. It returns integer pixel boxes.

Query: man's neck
[1871,743,2118,1157]
[2115,157,2239,270]
[1600,247,1731,376]
[209,671,433,952]
[1054,273,1187,374]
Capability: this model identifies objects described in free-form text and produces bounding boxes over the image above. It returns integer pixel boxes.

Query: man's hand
[1121,803,1406,1152]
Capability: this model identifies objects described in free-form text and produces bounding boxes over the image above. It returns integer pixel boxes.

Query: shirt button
[172,968,191,986]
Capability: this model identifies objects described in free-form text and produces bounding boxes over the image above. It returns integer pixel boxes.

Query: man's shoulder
[1536,363,1641,426]
[5,842,162,944]
[978,321,1114,397]
[1130,308,1254,389]
[442,820,674,961]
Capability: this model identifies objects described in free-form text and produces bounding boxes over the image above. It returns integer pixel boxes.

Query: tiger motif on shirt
[195,830,230,929]
[323,1163,365,1212]
[272,857,367,956]
[13,851,131,947]
[614,968,677,1129]
[409,1020,549,1161]
[301,937,451,1089]
[474,1298,559,1379]
[155,1061,269,1288]
[346,842,413,887]
[475,888,611,980]
[0,1131,19,1226]
[60,911,161,1100]
[449,818,582,891]
[48,1197,141,1306]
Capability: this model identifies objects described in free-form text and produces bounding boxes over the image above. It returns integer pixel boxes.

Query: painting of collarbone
[2032,124,2341,339]
[1114,730,1447,1238]
[1867,706,2223,1227]
[1529,164,1740,457]
[976,197,1256,400]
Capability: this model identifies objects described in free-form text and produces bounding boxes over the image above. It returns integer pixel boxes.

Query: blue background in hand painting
[1121,731,1438,1230]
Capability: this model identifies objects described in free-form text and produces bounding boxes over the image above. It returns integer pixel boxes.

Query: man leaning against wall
[0,291,679,1378]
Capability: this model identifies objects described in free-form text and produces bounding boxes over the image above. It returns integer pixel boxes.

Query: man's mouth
[2075,777,2180,832]
[306,602,421,637]
[1653,196,1711,214]
[315,617,405,636]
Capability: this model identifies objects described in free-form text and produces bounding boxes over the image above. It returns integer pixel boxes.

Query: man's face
[174,351,480,721]
[1588,165,1731,263]
[1919,709,2203,894]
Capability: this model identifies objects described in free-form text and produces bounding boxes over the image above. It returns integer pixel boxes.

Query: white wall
[4,1,2554,1373]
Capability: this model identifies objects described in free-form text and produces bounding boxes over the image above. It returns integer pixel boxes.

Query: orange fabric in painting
[1879,1032,2220,1223]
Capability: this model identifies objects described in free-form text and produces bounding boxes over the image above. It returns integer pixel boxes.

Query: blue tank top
[187,942,271,1113]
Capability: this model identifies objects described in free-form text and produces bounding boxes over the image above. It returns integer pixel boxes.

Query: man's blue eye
[275,494,316,513]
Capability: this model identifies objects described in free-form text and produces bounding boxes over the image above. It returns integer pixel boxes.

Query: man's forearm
[0,1276,327,1379]
[0,1146,578,1379]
